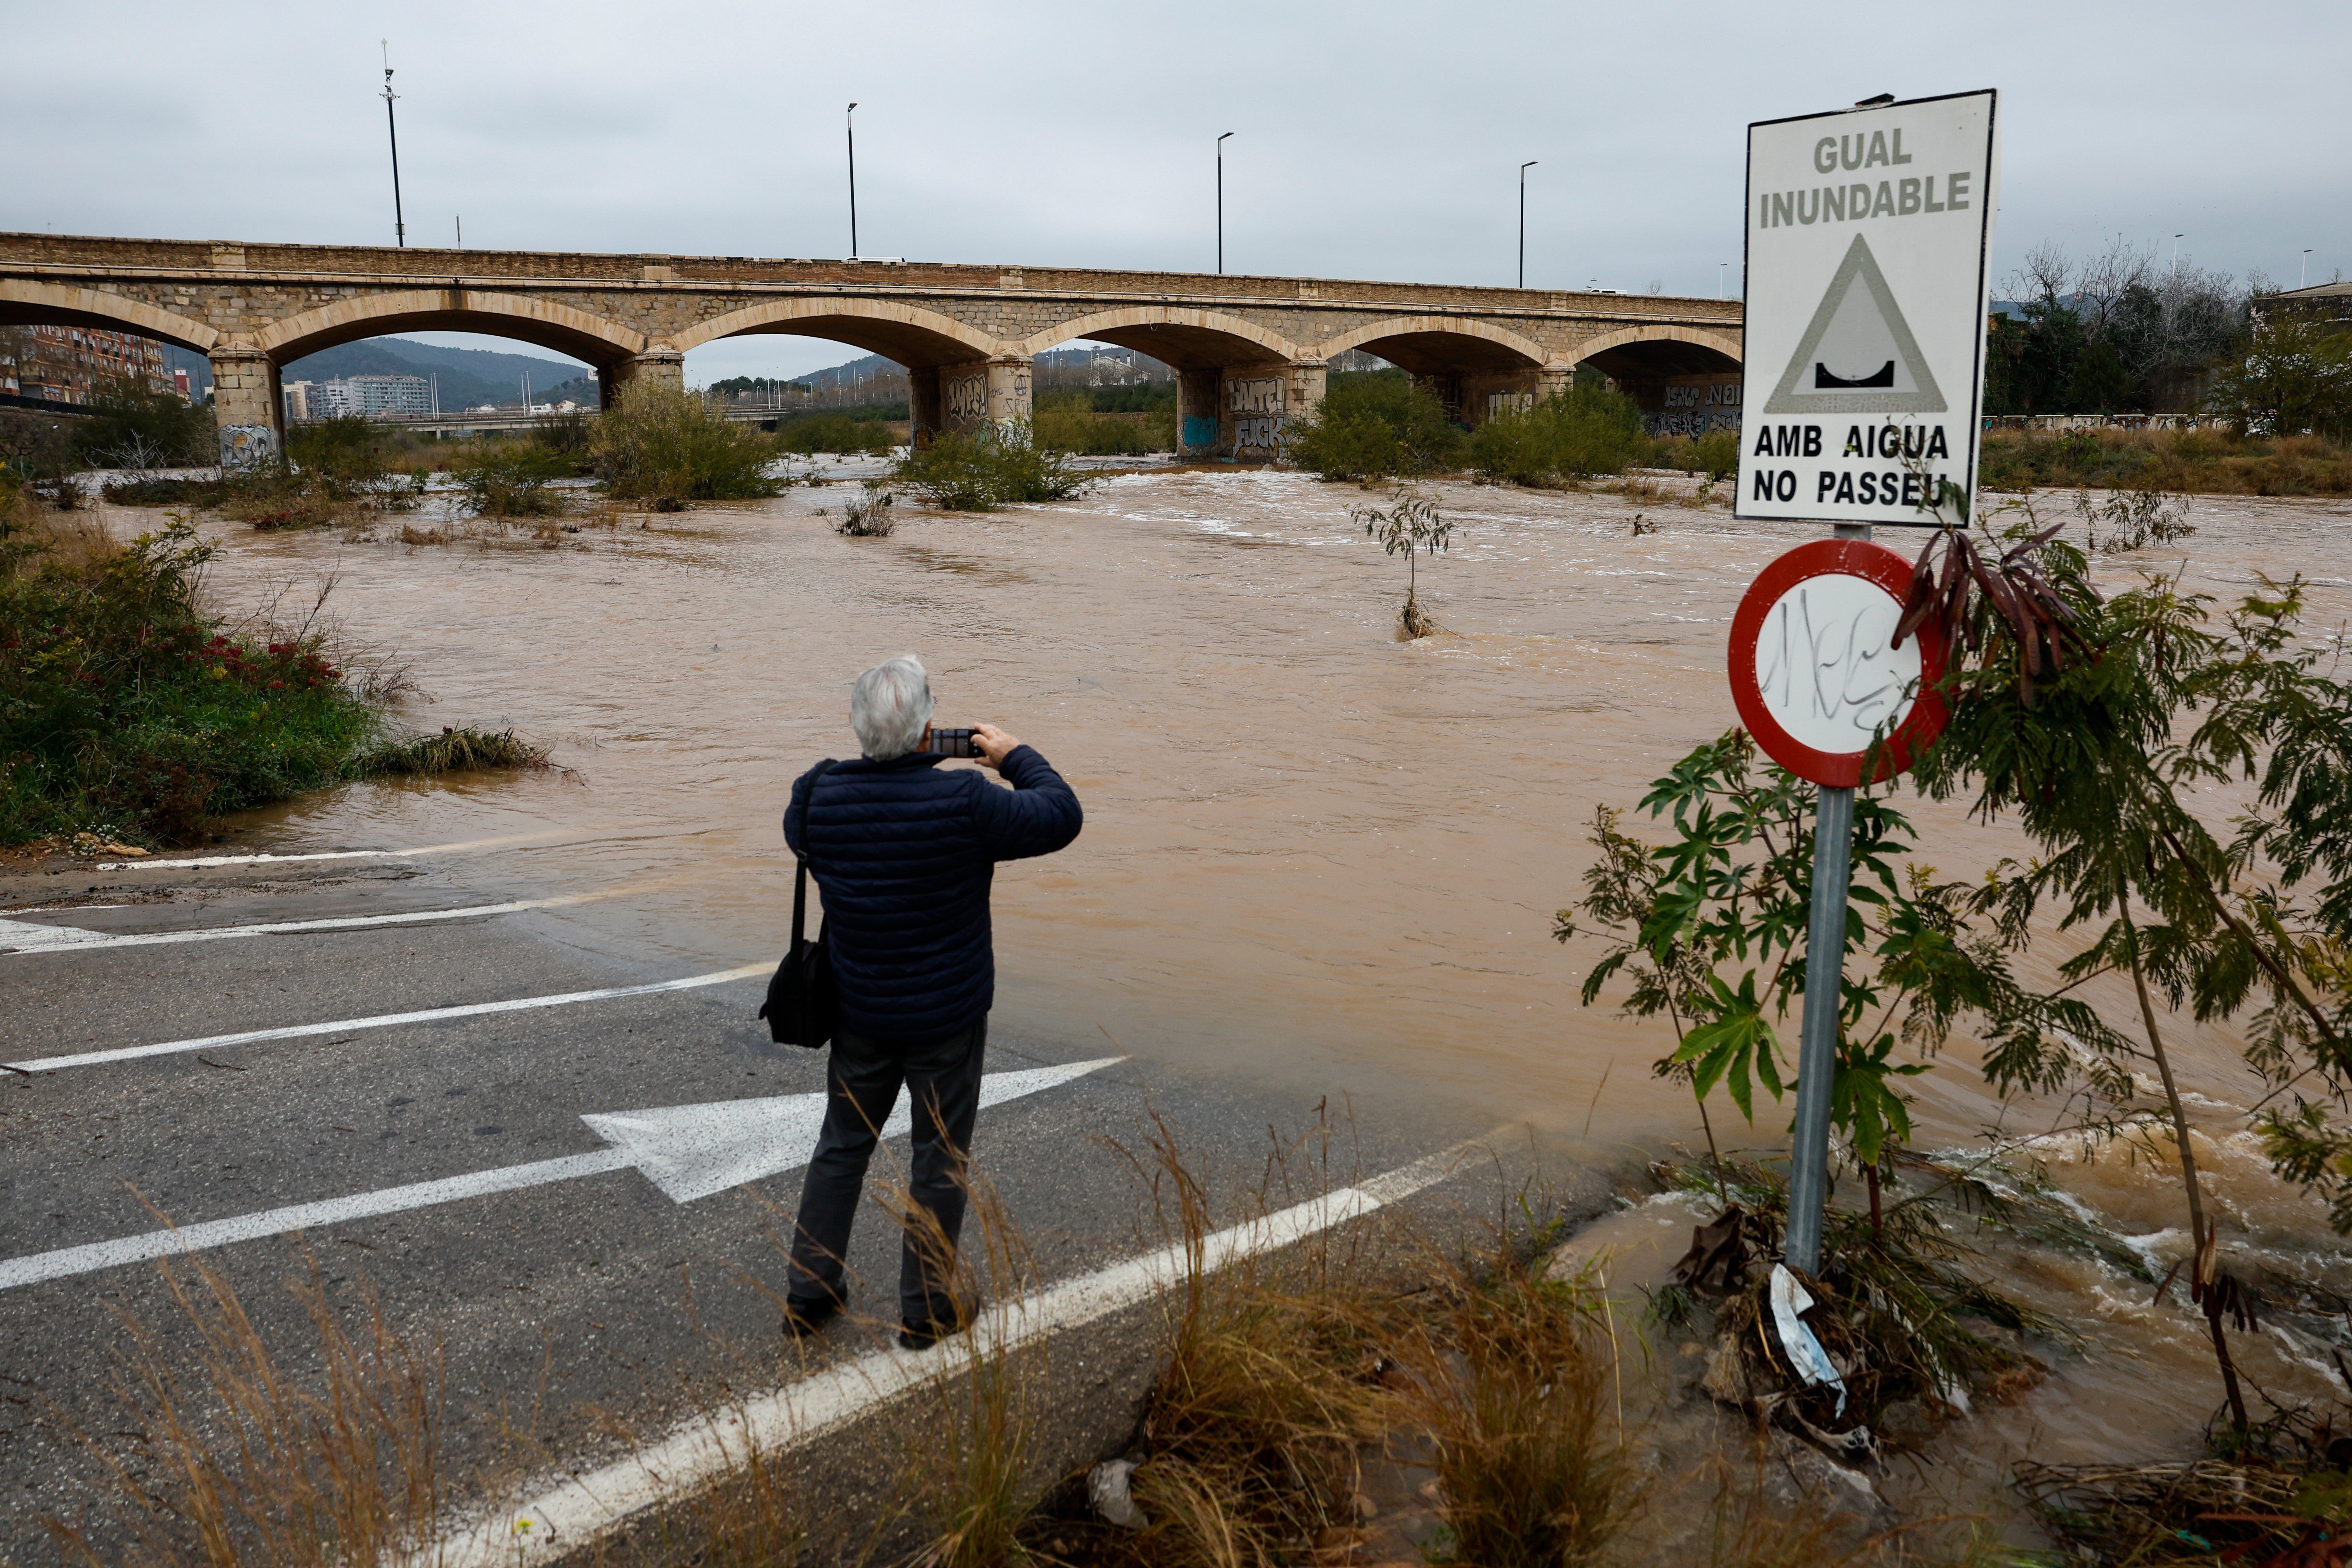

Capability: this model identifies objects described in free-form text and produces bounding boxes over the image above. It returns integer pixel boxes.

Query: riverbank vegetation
[1465,382,1653,488]
[776,410,898,455]
[0,489,547,848]
[891,425,1092,511]
[1290,371,1464,482]
[1034,392,1175,455]
[1980,424,2352,495]
[590,382,782,507]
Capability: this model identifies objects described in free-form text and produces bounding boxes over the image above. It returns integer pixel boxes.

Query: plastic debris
[1768,1263,1849,1416]
[1088,1457,1149,1530]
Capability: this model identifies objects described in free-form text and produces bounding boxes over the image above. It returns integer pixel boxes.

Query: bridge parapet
[0,232,1743,465]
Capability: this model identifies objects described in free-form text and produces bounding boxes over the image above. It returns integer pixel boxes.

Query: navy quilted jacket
[784,745,1082,1043]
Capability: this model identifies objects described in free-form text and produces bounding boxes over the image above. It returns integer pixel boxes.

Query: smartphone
[927,727,979,758]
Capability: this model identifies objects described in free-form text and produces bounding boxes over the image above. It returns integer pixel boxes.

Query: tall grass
[590,382,782,507]
[43,1253,444,1568]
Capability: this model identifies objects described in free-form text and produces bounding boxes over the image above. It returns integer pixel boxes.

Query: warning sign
[1736,91,1999,528]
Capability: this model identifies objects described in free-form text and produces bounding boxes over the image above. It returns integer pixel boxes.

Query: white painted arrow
[0,1058,1120,1291]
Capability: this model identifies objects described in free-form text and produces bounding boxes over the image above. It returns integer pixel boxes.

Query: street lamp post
[379,40,405,247]
[2304,249,2314,289]
[1518,161,1538,288]
[2173,233,2185,282]
[1217,132,1234,274]
[846,104,860,259]
[1719,262,1728,299]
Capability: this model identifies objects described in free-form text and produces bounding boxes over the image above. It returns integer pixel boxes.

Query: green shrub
[1692,426,1740,480]
[776,411,898,455]
[0,515,382,845]
[890,426,1092,511]
[1290,371,1462,481]
[590,382,782,505]
[1465,382,1649,486]
[453,445,572,516]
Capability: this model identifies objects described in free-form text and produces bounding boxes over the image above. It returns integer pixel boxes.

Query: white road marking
[0,889,620,957]
[90,829,575,872]
[0,1059,1120,1291]
[5,963,771,1073]
[421,1134,1497,1568]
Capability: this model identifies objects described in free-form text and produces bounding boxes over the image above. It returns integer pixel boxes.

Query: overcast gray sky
[7,0,2345,384]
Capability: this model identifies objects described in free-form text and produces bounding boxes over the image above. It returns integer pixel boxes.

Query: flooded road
[178,466,2352,1482]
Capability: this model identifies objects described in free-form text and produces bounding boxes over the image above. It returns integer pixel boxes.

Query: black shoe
[897,1317,962,1352]
[781,1297,839,1339]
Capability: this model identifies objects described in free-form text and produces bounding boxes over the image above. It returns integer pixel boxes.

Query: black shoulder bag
[759,760,840,1048]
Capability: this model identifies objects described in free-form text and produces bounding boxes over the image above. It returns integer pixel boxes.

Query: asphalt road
[0,846,1582,1561]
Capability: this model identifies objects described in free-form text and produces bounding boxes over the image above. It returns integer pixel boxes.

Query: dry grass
[1388,1251,1637,1566]
[42,1251,444,1568]
[894,1175,1049,1568]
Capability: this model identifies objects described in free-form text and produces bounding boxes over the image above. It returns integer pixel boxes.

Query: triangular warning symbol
[1763,234,1947,415]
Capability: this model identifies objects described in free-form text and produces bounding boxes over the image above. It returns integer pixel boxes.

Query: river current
[169,464,2352,1493]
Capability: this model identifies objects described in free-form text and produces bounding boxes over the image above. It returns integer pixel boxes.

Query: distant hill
[282,339,592,410]
[158,337,593,410]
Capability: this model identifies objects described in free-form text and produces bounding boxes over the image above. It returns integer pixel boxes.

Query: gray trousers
[786,1016,986,1329]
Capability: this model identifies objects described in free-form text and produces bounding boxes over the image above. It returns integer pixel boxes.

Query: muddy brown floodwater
[164,467,2352,1509]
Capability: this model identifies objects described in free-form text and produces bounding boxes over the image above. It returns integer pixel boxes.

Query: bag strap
[792,759,841,961]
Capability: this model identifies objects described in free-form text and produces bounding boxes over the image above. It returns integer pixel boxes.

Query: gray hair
[850,654,935,760]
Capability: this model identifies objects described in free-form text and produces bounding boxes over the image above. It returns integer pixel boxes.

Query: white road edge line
[418,1132,1499,1568]
[90,829,575,872]
[5,964,769,1073]
[0,889,620,957]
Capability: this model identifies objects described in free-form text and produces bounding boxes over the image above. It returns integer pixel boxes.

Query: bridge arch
[1312,315,1550,376]
[1021,306,1301,369]
[0,279,220,353]
[254,289,647,368]
[670,297,1005,366]
[1570,323,1744,376]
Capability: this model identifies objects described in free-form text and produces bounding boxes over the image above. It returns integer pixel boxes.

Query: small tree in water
[1351,488,1452,638]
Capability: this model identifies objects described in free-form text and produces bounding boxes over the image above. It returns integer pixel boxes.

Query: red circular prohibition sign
[1727,539,1949,788]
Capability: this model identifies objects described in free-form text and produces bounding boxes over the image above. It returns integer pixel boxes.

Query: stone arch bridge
[0,233,1743,468]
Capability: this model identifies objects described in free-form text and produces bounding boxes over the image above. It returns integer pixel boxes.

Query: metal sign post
[1728,90,1998,1273]
[1726,538,1953,1275]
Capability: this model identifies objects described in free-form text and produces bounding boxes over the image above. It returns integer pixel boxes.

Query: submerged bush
[1466,382,1650,486]
[891,426,1091,511]
[452,445,572,516]
[590,382,782,505]
[1291,371,1463,482]
[835,491,897,536]
[353,726,550,776]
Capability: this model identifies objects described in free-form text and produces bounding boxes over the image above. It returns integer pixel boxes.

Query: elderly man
[780,654,1083,1349]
